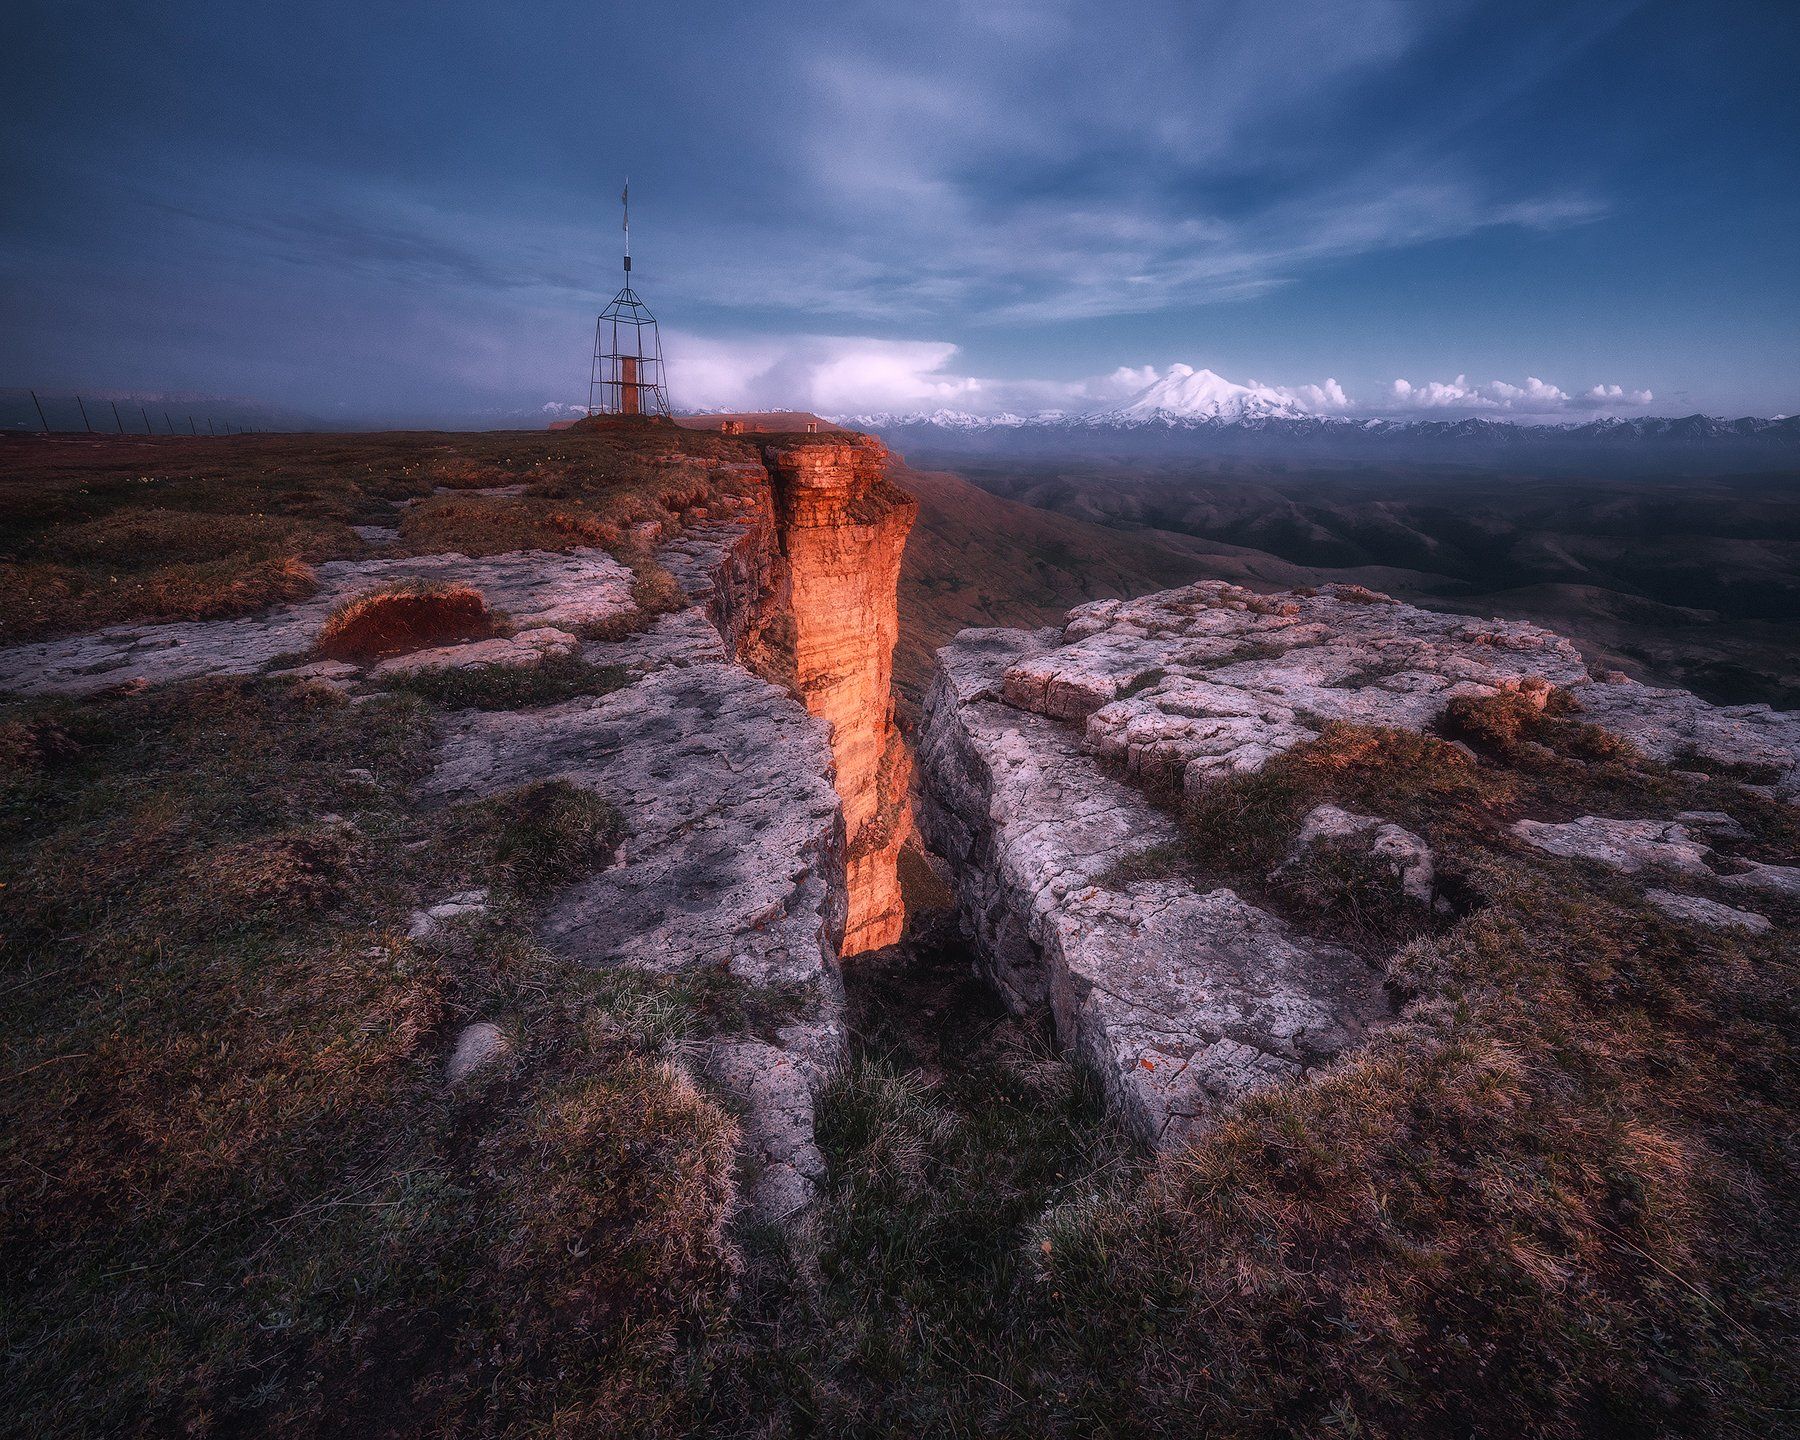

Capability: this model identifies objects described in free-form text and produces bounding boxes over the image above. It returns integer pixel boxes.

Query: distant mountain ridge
[834,403,1800,470]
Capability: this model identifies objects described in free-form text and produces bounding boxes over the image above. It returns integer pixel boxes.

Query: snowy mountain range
[831,365,1798,444]
[829,395,1800,473]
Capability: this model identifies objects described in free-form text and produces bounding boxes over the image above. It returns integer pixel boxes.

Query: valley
[904,451,1800,709]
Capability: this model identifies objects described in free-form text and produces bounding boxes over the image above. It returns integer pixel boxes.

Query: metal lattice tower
[588,180,669,417]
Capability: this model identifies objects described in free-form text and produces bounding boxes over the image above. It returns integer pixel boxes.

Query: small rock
[271,659,362,682]
[445,1022,509,1083]
[1674,810,1748,842]
[1286,804,1435,905]
[1643,888,1772,934]
[407,888,490,941]
[704,1038,826,1221]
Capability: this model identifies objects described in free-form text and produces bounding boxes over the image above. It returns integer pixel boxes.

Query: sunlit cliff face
[761,437,916,953]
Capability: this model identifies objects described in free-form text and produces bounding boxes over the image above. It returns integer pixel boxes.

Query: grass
[0,675,746,1438]
[0,427,765,642]
[693,697,1797,1438]
[698,934,1134,1437]
[1015,694,1797,1437]
[385,652,633,711]
[1093,839,1188,889]
[316,579,499,659]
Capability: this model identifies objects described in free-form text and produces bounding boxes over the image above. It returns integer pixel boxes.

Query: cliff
[917,580,1800,1144]
[0,427,918,1219]
[5,426,1797,1432]
[758,436,917,953]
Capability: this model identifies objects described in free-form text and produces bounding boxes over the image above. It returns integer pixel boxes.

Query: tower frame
[587,182,669,417]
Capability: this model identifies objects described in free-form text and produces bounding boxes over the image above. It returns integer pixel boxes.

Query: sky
[2,0,1797,425]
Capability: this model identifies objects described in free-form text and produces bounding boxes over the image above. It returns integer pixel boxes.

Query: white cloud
[1387,374,1653,416]
[653,337,1660,422]
[667,332,979,414]
[1291,377,1352,412]
[1585,383,1655,406]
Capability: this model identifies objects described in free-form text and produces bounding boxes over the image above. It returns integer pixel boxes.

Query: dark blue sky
[3,0,1796,422]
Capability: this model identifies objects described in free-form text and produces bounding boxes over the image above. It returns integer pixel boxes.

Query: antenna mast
[587,177,668,417]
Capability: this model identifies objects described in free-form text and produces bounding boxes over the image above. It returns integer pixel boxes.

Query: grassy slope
[0,428,774,1435]
[894,465,1206,708]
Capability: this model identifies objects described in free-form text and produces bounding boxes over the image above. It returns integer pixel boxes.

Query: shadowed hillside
[894,465,1205,708]
[910,454,1800,709]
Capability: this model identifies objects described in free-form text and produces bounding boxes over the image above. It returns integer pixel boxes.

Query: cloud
[661,339,1363,419]
[658,337,1661,421]
[1585,382,1655,406]
[667,333,979,414]
[1291,377,1352,412]
[1387,373,1652,415]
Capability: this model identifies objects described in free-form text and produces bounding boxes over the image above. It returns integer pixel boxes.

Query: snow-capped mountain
[832,369,1309,431]
[825,403,1800,473]
[822,364,1799,473]
[1101,365,1310,424]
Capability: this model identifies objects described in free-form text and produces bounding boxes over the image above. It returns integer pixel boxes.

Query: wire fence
[1,388,276,437]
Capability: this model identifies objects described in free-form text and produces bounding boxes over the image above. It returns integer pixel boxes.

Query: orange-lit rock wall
[761,436,916,953]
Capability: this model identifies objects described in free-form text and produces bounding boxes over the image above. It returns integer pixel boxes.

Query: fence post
[30,390,48,432]
[188,416,196,434]
[76,395,93,432]
[111,402,124,433]
[163,412,174,434]
[140,406,151,433]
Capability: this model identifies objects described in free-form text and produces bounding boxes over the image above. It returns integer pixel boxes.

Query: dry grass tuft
[316,579,498,659]
[1444,688,1640,765]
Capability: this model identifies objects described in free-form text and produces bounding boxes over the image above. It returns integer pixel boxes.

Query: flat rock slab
[916,625,1388,1147]
[370,626,578,677]
[1510,816,1713,875]
[1049,883,1387,1148]
[1575,679,1800,802]
[422,587,851,1219]
[424,662,845,989]
[1003,583,1589,794]
[0,548,634,696]
[1643,889,1772,934]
